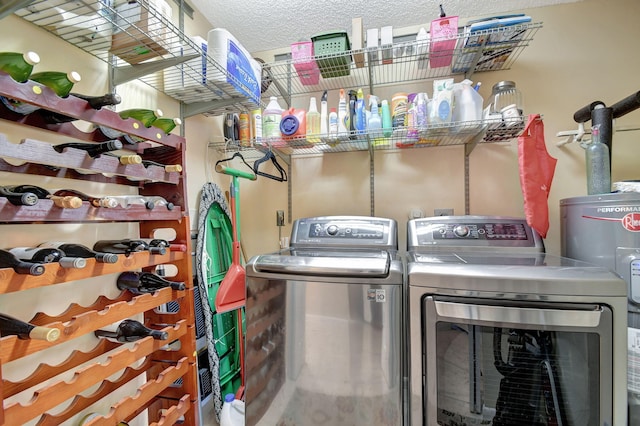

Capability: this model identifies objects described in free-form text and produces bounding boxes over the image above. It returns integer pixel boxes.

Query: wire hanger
[253,149,288,182]
[215,151,254,174]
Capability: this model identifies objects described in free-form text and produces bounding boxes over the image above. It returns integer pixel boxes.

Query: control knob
[326,225,339,236]
[453,225,470,237]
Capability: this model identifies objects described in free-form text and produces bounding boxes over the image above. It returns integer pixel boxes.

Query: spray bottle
[320,90,328,136]
[368,95,382,140]
[355,88,366,134]
[338,89,348,137]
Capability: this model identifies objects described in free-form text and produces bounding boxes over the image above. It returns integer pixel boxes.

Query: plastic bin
[291,41,320,85]
[311,31,351,78]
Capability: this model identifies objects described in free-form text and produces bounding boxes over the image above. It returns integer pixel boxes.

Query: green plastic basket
[311,31,351,78]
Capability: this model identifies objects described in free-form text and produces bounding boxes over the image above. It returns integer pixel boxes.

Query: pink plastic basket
[291,41,320,85]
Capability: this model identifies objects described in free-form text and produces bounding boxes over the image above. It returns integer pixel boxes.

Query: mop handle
[215,164,257,181]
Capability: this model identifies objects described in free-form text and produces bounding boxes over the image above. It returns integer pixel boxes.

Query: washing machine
[407,216,628,426]
[244,216,406,425]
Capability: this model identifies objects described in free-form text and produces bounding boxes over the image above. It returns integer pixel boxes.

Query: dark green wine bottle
[29,70,81,98]
[118,108,163,127]
[40,93,121,124]
[0,51,40,83]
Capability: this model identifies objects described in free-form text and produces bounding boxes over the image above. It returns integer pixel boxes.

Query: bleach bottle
[220,393,245,426]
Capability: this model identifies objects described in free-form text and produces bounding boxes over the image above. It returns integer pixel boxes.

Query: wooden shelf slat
[0,251,186,294]
[0,291,186,363]
[0,72,184,149]
[3,322,187,425]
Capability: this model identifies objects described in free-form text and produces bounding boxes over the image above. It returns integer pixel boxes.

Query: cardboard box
[366,28,379,65]
[351,17,365,68]
[110,0,172,65]
[381,26,393,64]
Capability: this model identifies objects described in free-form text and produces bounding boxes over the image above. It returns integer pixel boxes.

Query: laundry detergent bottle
[263,96,284,139]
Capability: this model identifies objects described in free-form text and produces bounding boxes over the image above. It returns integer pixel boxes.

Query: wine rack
[0,70,199,425]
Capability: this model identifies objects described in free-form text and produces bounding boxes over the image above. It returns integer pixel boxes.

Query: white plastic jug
[220,393,245,426]
[453,79,483,129]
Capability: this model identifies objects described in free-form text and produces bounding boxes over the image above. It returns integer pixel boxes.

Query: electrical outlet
[434,208,454,216]
[276,210,285,226]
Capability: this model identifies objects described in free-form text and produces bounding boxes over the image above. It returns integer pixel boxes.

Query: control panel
[290,216,397,249]
[407,216,544,252]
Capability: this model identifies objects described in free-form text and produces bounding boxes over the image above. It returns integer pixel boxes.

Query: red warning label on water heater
[623,213,640,231]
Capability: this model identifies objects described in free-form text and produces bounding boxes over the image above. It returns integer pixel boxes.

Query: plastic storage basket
[311,31,352,78]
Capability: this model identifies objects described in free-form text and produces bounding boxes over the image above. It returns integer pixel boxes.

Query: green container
[311,31,351,79]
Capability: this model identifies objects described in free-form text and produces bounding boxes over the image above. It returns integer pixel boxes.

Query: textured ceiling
[189,0,581,53]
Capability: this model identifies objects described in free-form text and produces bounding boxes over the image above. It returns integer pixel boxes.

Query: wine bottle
[117,271,186,294]
[29,70,81,98]
[37,242,119,264]
[151,117,182,134]
[93,239,167,256]
[141,159,183,173]
[0,249,45,275]
[0,313,60,342]
[0,51,40,83]
[0,185,39,206]
[107,195,175,211]
[118,108,163,127]
[53,140,123,158]
[38,92,121,124]
[141,238,187,252]
[9,247,87,269]
[52,189,117,208]
[94,319,168,342]
[6,185,82,208]
[105,152,142,165]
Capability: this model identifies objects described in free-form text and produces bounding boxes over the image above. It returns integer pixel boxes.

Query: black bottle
[53,140,123,158]
[0,249,45,275]
[93,239,166,257]
[0,185,39,206]
[37,242,119,264]
[38,92,121,124]
[116,271,186,294]
[0,312,60,341]
[94,319,168,342]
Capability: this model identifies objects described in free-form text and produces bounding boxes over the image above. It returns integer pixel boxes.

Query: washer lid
[253,249,391,277]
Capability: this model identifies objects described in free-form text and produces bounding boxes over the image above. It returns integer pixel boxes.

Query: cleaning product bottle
[338,89,348,137]
[306,97,321,143]
[328,107,338,137]
[220,393,245,426]
[416,92,429,135]
[585,124,611,195]
[355,88,366,134]
[263,96,283,139]
[381,99,393,138]
[280,107,307,141]
[368,95,382,143]
[320,90,329,136]
[348,89,357,138]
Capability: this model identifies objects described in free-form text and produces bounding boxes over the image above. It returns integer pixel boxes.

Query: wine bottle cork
[118,154,142,165]
[49,195,83,209]
[29,326,60,342]
[164,164,182,173]
[99,197,119,208]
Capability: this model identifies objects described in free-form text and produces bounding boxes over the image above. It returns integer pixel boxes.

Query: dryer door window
[422,296,613,426]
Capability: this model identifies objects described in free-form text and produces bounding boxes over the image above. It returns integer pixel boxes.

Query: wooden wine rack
[0,70,199,425]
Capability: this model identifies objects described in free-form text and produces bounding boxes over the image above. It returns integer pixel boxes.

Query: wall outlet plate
[434,208,454,216]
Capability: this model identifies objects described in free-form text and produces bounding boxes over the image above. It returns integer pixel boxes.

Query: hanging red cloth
[517,114,557,238]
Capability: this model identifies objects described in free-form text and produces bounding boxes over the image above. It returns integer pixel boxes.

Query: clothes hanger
[215,151,254,175]
[252,148,288,182]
